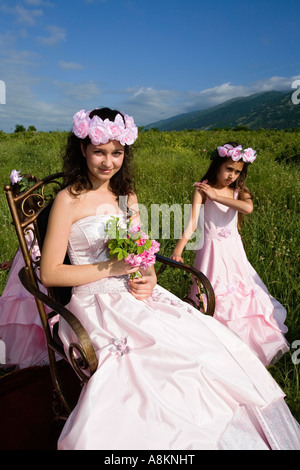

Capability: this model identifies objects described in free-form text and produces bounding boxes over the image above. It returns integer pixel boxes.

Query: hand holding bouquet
[105,217,160,279]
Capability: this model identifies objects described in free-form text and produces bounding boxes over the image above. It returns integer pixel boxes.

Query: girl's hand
[109,259,141,277]
[170,253,184,263]
[195,183,217,201]
[129,269,157,300]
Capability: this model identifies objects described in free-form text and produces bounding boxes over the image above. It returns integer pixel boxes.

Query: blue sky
[0,0,299,132]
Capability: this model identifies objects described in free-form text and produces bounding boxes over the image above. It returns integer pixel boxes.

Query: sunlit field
[0,127,299,420]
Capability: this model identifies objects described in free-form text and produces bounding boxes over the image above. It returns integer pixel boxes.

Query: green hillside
[146,91,300,131]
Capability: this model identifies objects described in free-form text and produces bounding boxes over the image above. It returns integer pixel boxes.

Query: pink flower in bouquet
[129,222,141,234]
[139,251,156,270]
[124,254,143,267]
[148,239,160,255]
[136,232,149,246]
[105,216,160,278]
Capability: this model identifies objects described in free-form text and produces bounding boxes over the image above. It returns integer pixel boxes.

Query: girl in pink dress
[171,143,289,367]
[40,110,299,450]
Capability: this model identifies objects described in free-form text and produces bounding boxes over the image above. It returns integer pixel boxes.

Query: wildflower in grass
[10,169,22,185]
[9,170,36,192]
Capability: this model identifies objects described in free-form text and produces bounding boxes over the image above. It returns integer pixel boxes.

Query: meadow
[0,127,299,420]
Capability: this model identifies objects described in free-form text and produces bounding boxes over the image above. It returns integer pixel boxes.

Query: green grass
[0,128,299,421]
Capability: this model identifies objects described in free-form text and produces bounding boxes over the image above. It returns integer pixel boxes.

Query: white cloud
[58,61,83,71]
[53,80,102,101]
[1,4,44,26]
[37,25,66,45]
[25,0,54,5]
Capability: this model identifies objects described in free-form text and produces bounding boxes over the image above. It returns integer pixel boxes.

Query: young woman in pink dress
[171,143,289,366]
[40,109,299,450]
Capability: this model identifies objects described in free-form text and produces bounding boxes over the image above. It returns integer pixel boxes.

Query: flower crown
[72,109,138,146]
[217,144,257,163]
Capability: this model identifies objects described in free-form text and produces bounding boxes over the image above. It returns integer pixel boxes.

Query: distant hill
[145,91,300,131]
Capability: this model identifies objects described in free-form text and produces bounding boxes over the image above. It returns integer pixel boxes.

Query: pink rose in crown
[120,128,137,146]
[228,146,243,161]
[73,110,90,139]
[217,146,228,157]
[243,148,257,163]
[107,123,122,141]
[74,120,90,139]
[89,116,109,145]
[105,115,124,141]
[74,109,89,121]
[124,114,135,128]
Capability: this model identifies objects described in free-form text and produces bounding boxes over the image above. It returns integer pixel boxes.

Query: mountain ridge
[145,91,300,131]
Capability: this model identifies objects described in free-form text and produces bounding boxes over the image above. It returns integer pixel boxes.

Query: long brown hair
[62,107,136,200]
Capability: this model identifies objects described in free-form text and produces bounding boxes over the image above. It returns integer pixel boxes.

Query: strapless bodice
[68,214,129,294]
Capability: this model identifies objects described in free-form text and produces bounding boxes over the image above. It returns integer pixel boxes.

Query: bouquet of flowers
[105,216,160,278]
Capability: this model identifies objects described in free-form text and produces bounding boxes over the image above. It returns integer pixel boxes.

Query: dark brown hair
[62,107,135,200]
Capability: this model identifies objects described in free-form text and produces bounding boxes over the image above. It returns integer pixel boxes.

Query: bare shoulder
[193,186,206,204]
[127,192,139,211]
[53,187,78,208]
[128,191,138,205]
[50,187,80,223]
[127,192,140,220]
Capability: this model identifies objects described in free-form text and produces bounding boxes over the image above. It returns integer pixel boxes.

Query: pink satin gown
[189,190,289,366]
[57,215,299,450]
[0,236,48,369]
